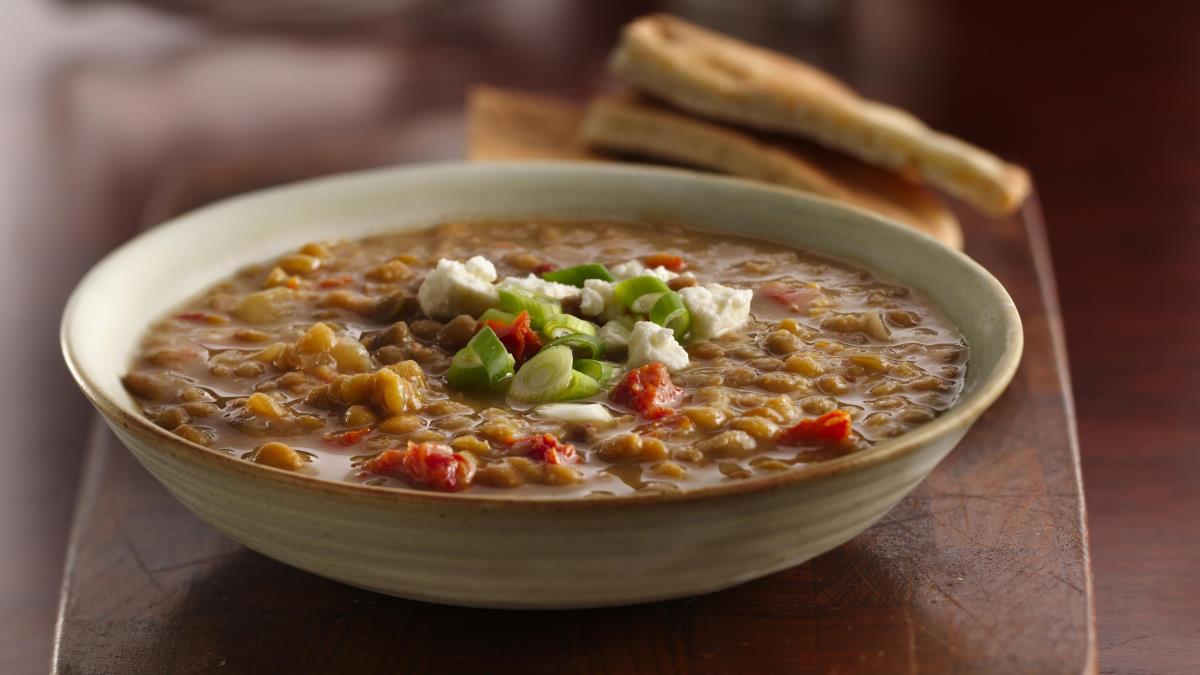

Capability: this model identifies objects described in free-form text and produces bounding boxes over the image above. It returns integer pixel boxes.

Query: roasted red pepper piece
[362,442,475,492]
[610,362,684,420]
[509,433,577,464]
[644,253,685,272]
[323,426,372,446]
[533,262,557,275]
[761,282,824,311]
[484,310,542,365]
[779,410,853,445]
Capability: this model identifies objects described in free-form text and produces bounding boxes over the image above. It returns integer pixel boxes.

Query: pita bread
[467,85,598,161]
[609,14,1028,216]
[582,93,962,248]
[467,86,962,249]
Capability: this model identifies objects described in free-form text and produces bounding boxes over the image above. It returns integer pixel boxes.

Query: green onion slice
[478,308,516,324]
[650,291,692,340]
[542,263,614,287]
[544,333,605,360]
[573,358,614,384]
[447,326,515,390]
[534,402,613,423]
[542,314,597,339]
[498,289,561,329]
[560,371,602,400]
[508,345,574,403]
[613,275,671,310]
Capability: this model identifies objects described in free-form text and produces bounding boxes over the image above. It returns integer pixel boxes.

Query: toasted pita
[583,93,962,247]
[468,86,962,248]
[467,85,598,161]
[609,14,1028,216]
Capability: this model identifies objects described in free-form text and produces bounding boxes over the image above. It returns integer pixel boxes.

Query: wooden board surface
[51,128,1095,674]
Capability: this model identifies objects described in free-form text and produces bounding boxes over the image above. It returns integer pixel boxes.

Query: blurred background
[3,0,1197,672]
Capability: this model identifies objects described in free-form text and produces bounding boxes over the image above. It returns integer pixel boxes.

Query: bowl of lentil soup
[62,162,1021,607]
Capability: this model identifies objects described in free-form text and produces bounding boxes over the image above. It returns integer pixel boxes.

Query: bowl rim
[61,161,1023,510]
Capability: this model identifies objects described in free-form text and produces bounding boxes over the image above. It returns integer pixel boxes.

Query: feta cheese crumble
[417,256,499,319]
[626,320,690,372]
[579,279,622,322]
[610,259,680,281]
[679,283,753,340]
[597,317,635,353]
[496,274,580,301]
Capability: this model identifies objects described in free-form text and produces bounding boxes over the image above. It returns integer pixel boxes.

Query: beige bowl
[62,162,1022,608]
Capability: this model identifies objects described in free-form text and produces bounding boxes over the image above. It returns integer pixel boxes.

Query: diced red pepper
[761,282,824,311]
[644,253,685,272]
[610,362,684,420]
[319,275,354,288]
[779,410,853,446]
[323,426,372,446]
[509,433,577,464]
[361,442,475,492]
[533,262,557,275]
[483,310,542,366]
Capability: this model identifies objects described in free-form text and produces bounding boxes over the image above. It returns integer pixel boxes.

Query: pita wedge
[583,93,962,248]
[610,14,1029,216]
[467,86,961,248]
[467,85,599,161]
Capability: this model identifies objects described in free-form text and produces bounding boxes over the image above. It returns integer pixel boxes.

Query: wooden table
[3,1,1197,673]
[53,129,1091,674]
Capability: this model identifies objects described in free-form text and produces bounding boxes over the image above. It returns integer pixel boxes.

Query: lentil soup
[122,220,967,496]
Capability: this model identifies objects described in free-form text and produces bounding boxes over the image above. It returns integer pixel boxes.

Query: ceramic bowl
[62,162,1022,608]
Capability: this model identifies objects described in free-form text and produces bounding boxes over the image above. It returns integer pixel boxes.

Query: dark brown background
[3,0,1197,673]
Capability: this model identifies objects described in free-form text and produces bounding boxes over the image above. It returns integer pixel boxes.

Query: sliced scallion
[534,402,614,423]
[544,333,605,360]
[508,345,574,403]
[560,371,602,400]
[542,263,614,287]
[447,326,514,390]
[498,289,561,329]
[630,291,663,315]
[573,358,614,384]
[542,314,597,339]
[650,291,692,340]
[613,275,671,310]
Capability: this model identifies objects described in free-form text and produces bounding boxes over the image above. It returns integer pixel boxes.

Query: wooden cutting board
[52,123,1096,674]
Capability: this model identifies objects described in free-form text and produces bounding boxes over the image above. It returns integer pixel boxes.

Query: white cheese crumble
[610,259,679,281]
[597,317,635,353]
[626,320,690,372]
[417,256,499,319]
[579,279,623,322]
[679,283,753,340]
[533,403,614,424]
[496,274,580,301]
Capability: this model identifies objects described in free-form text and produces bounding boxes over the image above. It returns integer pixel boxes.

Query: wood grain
[51,127,1094,672]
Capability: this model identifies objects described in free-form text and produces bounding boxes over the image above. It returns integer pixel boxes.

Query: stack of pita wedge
[468,14,1031,250]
